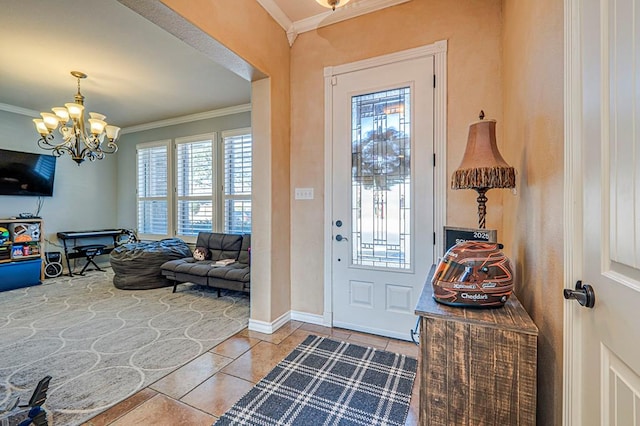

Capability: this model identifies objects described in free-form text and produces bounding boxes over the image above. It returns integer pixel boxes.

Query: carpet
[0,269,249,425]
[215,335,417,426]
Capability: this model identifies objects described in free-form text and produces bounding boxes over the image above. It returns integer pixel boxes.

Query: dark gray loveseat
[160,232,250,294]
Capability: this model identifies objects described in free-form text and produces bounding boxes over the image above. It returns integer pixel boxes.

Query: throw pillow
[193,247,210,261]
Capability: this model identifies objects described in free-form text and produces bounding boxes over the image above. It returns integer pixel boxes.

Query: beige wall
[501,0,564,424]
[290,0,504,314]
[160,0,292,323]
[156,1,564,421]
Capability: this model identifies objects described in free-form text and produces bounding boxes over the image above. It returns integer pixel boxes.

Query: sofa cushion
[160,257,211,277]
[160,257,191,273]
[160,258,210,286]
[207,263,250,283]
[195,232,243,261]
[237,234,251,265]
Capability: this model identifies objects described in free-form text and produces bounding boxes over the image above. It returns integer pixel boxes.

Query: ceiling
[274,0,339,22]
[0,0,404,129]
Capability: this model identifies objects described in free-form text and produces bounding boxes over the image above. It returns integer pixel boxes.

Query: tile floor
[83,321,420,425]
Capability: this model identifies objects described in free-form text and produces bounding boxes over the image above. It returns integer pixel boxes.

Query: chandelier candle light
[315,0,351,11]
[451,111,516,229]
[33,71,120,165]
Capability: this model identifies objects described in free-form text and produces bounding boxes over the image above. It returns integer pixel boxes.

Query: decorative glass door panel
[330,55,434,340]
[351,88,412,270]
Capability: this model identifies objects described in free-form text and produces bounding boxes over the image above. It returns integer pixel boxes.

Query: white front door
[328,56,434,341]
[566,0,640,422]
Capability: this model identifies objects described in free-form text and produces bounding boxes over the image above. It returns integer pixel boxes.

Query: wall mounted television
[0,148,56,197]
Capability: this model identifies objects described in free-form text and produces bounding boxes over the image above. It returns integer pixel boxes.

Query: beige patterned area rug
[0,269,250,425]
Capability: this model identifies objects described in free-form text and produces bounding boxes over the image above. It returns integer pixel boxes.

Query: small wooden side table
[415,266,538,425]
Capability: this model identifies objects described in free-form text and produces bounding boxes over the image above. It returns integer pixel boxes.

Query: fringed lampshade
[451,112,515,228]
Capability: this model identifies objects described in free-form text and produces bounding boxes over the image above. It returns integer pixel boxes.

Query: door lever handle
[335,234,348,242]
[563,280,596,308]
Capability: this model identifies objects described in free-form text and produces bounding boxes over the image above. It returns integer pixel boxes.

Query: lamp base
[475,188,489,229]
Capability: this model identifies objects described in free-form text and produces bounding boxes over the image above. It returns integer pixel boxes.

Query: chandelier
[315,0,351,11]
[33,71,120,165]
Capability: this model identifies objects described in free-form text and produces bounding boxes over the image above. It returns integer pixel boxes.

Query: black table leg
[61,239,74,277]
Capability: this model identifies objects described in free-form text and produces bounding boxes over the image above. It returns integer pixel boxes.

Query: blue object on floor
[0,259,42,292]
[0,375,50,426]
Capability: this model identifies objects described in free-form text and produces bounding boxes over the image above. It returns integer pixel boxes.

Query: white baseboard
[248,311,291,334]
[248,310,329,334]
[290,311,326,326]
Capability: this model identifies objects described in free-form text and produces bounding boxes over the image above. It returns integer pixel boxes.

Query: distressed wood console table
[415,266,538,425]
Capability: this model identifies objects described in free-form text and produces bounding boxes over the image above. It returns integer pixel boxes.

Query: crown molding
[258,0,412,46]
[286,28,298,46]
[256,0,298,45]
[0,103,39,118]
[121,103,252,134]
[0,101,251,134]
[292,0,411,35]
[256,0,293,30]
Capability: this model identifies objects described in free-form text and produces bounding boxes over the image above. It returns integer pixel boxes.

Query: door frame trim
[321,40,448,325]
[563,0,584,423]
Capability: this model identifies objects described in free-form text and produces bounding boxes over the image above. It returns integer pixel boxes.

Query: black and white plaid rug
[215,334,417,426]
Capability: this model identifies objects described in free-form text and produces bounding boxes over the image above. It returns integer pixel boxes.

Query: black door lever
[563,280,596,308]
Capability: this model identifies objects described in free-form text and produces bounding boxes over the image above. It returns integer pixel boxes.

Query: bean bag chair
[110,238,192,290]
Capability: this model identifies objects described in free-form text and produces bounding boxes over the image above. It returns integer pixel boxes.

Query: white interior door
[329,56,434,341]
[567,0,640,423]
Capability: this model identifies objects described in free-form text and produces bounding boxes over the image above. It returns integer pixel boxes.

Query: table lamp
[451,111,516,228]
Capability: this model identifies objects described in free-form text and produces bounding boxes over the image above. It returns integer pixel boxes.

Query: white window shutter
[223,133,252,234]
[175,137,214,237]
[136,143,169,236]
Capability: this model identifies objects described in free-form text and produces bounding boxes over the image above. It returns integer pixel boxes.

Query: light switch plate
[295,188,314,200]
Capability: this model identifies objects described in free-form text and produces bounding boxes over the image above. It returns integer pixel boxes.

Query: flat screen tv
[0,148,56,197]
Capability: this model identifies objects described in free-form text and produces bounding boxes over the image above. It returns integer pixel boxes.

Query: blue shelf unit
[0,258,42,291]
[0,218,44,291]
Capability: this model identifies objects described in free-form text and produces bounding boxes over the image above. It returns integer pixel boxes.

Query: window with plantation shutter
[137,141,170,237]
[175,135,215,237]
[222,129,252,234]
[135,129,250,242]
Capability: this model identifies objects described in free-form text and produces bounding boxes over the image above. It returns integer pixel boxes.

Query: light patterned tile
[210,335,260,359]
[405,401,419,426]
[220,341,289,383]
[275,328,318,354]
[346,331,390,350]
[82,388,157,426]
[150,352,233,399]
[237,320,303,344]
[181,373,254,417]
[110,394,214,426]
[299,323,351,341]
[386,339,420,358]
[298,323,332,335]
[327,329,352,340]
